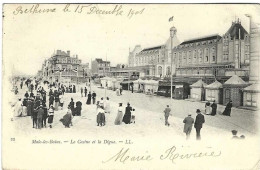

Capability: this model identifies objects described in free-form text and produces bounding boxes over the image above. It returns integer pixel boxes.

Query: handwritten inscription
[12,4,145,19]
[103,146,222,164]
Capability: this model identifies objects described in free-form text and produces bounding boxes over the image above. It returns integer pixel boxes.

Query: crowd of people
[12,78,241,141]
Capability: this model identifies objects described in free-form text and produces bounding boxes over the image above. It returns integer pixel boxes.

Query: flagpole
[169,16,176,103]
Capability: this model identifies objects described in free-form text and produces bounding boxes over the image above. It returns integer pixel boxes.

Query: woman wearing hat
[222,100,232,116]
[114,103,124,125]
[123,103,132,124]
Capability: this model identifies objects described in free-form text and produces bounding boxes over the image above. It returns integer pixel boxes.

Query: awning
[120,81,133,84]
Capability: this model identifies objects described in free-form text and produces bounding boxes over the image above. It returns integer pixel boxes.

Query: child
[131,108,136,124]
[48,105,54,128]
[97,105,105,126]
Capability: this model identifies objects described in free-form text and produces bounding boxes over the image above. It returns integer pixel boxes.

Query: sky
[3,4,260,76]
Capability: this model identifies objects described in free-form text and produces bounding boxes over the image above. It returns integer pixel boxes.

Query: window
[245,45,250,53]
[166,66,171,75]
[158,66,162,76]
[179,52,182,66]
[235,44,239,53]
[223,54,228,61]
[225,89,230,99]
[188,51,192,64]
[198,49,203,63]
[211,48,216,62]
[193,50,197,64]
[182,51,186,65]
[204,48,209,62]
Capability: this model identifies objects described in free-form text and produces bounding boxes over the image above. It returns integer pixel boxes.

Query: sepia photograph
[2,3,260,170]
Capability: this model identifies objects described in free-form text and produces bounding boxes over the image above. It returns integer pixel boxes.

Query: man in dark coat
[92,91,96,104]
[194,109,205,140]
[20,81,23,89]
[69,98,75,116]
[27,97,33,116]
[42,103,48,128]
[123,103,132,124]
[49,94,54,108]
[164,105,172,126]
[37,105,44,129]
[222,101,232,116]
[49,89,53,96]
[211,100,217,116]
[75,101,82,116]
[183,114,194,140]
[73,85,76,93]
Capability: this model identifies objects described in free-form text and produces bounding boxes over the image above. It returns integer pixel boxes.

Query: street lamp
[170,26,177,100]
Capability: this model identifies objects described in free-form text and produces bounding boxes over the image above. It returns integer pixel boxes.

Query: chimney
[57,50,61,55]
[67,50,70,56]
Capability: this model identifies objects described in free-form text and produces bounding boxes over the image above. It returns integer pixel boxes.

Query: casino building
[174,19,250,84]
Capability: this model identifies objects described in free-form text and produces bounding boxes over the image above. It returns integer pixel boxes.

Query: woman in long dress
[222,101,232,116]
[105,97,111,114]
[114,103,123,125]
[14,98,23,117]
[205,101,212,115]
[86,92,91,105]
[123,103,132,124]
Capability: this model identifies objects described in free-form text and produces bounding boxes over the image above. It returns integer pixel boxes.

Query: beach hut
[110,78,117,90]
[114,78,124,90]
[243,83,260,108]
[100,77,109,88]
[133,79,142,92]
[190,79,207,101]
[222,75,248,107]
[149,80,159,94]
[205,80,223,104]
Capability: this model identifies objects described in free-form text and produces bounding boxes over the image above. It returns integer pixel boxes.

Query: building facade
[91,58,111,76]
[128,36,180,78]
[174,20,250,83]
[39,50,89,83]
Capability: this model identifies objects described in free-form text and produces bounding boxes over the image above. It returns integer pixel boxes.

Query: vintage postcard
[2,3,260,170]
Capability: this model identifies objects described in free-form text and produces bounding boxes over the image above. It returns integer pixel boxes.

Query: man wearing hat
[194,109,205,140]
[183,113,194,140]
[164,105,172,126]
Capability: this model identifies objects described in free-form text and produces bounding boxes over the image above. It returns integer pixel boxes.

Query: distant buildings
[91,58,111,76]
[39,50,90,83]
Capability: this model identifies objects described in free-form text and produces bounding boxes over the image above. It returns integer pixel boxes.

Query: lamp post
[170,26,177,100]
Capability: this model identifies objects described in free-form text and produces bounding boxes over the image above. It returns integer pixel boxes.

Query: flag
[169,16,174,22]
